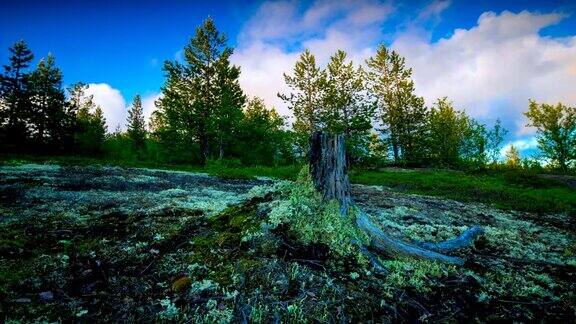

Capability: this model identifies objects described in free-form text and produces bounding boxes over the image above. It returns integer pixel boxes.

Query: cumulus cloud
[141,93,162,126]
[232,0,394,117]
[233,1,575,147]
[391,10,576,135]
[500,136,539,159]
[233,42,300,117]
[85,83,160,132]
[85,83,127,132]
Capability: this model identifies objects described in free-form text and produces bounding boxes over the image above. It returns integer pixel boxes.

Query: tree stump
[309,131,484,267]
[310,132,352,213]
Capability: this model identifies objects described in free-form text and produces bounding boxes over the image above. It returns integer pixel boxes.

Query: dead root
[356,210,484,267]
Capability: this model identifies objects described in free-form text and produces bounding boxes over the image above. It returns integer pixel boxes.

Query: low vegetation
[3,156,575,216]
[1,164,574,322]
[351,168,576,214]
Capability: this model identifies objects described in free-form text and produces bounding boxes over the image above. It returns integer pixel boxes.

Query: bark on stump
[309,131,483,267]
[310,132,352,213]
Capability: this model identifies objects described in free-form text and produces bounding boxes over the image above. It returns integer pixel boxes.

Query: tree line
[1,18,575,171]
[0,40,108,155]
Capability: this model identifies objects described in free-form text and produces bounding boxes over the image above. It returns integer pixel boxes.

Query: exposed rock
[38,291,54,301]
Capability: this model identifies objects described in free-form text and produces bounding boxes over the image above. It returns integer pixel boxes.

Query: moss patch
[0,164,574,322]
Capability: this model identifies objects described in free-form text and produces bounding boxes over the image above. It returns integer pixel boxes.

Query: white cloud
[141,93,162,127]
[86,83,160,132]
[417,0,451,22]
[233,2,575,145]
[233,41,299,116]
[500,136,539,159]
[391,10,576,135]
[86,83,126,132]
[232,0,394,117]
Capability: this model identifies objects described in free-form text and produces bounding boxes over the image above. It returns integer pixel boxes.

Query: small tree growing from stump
[309,131,483,268]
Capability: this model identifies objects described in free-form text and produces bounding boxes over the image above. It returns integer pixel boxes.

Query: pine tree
[486,119,508,164]
[525,100,576,171]
[126,94,146,154]
[213,54,245,159]
[0,40,34,147]
[92,106,107,150]
[238,97,287,165]
[322,50,375,163]
[28,54,67,149]
[505,145,521,168]
[278,49,326,156]
[367,132,388,166]
[156,17,242,166]
[67,83,106,154]
[366,45,427,164]
[428,97,468,166]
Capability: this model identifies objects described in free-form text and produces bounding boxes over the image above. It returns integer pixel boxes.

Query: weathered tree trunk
[310,132,352,213]
[309,131,483,267]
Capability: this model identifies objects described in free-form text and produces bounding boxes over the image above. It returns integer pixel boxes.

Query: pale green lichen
[380,259,455,295]
[158,298,179,320]
[265,168,367,257]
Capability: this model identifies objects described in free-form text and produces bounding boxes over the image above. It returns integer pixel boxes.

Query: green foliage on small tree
[0,40,34,147]
[525,100,576,172]
[278,49,326,156]
[427,97,469,166]
[237,97,292,165]
[28,54,68,150]
[68,83,106,154]
[126,94,146,155]
[505,145,521,168]
[486,119,508,165]
[427,97,503,169]
[365,132,388,167]
[155,17,244,166]
[366,45,427,165]
[322,50,375,163]
[460,119,489,168]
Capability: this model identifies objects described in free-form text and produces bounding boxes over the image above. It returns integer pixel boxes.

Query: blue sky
[2,0,576,158]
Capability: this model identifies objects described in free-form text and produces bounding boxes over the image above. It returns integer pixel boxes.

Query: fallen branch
[415,226,484,253]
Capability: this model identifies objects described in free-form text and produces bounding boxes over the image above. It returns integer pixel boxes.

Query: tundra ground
[0,164,574,322]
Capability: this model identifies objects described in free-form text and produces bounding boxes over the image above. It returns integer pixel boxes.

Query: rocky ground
[0,164,574,322]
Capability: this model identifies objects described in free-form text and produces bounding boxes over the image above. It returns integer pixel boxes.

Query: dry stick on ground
[309,131,484,267]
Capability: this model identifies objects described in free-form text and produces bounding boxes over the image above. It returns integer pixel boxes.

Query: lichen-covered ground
[1,164,574,322]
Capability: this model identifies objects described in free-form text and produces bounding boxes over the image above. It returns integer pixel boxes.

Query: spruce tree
[126,94,146,154]
[67,83,106,154]
[28,54,67,149]
[213,54,245,159]
[92,106,107,151]
[0,40,34,147]
[156,17,242,166]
